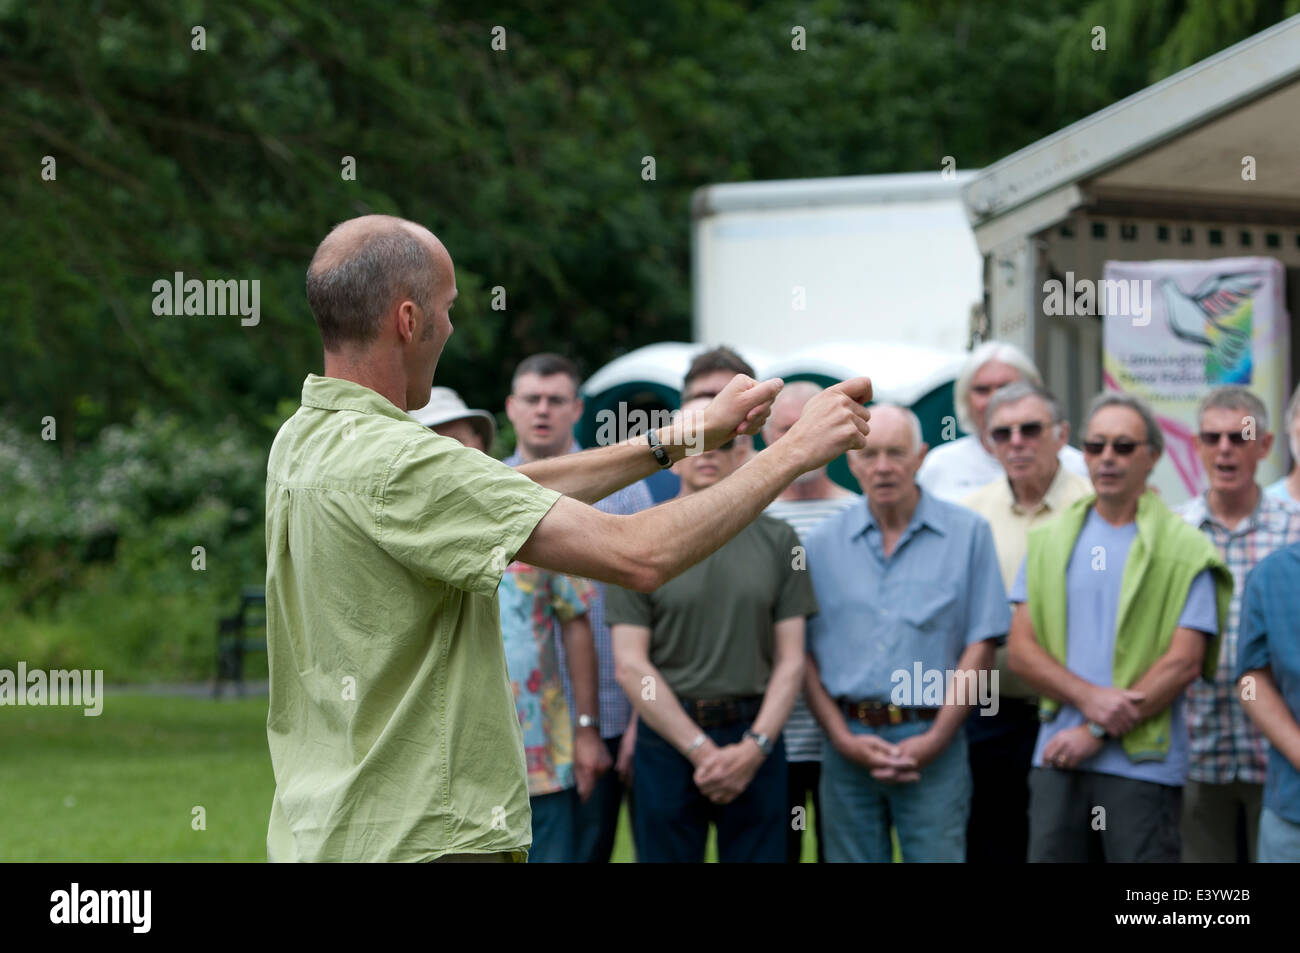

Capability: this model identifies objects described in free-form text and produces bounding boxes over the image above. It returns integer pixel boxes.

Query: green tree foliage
[0,0,1294,677]
[5,0,1294,434]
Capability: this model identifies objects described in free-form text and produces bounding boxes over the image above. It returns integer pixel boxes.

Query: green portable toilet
[756,341,965,492]
[580,340,964,497]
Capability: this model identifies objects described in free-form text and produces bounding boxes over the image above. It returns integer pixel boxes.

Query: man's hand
[693,741,763,804]
[782,377,874,471]
[891,730,947,782]
[1079,685,1145,737]
[573,728,612,802]
[688,374,785,452]
[1041,724,1104,770]
[835,732,918,783]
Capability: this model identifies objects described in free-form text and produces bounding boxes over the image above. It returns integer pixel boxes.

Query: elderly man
[1238,540,1300,861]
[264,214,873,862]
[761,381,860,863]
[503,352,653,864]
[960,380,1092,863]
[1007,393,1232,862]
[918,341,1088,502]
[608,396,816,863]
[1174,386,1300,863]
[803,404,1009,863]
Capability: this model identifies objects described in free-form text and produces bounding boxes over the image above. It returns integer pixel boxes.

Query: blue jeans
[1258,807,1300,862]
[820,717,970,862]
[528,788,577,863]
[633,718,787,863]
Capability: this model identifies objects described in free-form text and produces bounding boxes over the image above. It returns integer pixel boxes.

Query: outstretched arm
[516,377,874,592]
[515,374,783,504]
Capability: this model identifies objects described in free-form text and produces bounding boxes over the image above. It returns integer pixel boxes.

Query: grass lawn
[1,693,837,861]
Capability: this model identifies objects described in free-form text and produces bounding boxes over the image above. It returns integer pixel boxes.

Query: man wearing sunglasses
[960,381,1092,863]
[1174,386,1300,863]
[1007,392,1232,862]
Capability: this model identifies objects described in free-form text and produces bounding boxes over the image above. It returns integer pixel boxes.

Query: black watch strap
[646,428,672,469]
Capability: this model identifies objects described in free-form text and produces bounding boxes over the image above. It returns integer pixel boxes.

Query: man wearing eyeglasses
[960,380,1092,862]
[1173,386,1300,863]
[1006,392,1232,862]
[607,395,816,863]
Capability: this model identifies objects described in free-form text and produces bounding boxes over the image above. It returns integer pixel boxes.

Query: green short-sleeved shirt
[264,374,560,862]
[605,515,818,698]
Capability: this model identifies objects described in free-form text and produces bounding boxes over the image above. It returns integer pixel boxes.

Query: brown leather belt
[680,696,763,729]
[840,700,940,727]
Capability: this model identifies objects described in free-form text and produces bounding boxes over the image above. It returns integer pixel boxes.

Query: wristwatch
[577,714,599,731]
[1087,722,1108,740]
[646,428,672,469]
[744,728,773,757]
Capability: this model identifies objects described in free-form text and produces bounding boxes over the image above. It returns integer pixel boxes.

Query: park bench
[213,586,266,698]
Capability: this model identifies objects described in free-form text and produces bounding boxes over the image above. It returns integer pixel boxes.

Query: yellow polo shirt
[960,465,1093,699]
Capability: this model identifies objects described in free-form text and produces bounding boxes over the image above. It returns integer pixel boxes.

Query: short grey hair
[1285,381,1300,461]
[985,380,1066,428]
[1084,392,1164,456]
[954,340,1042,433]
[1197,386,1269,434]
[306,220,437,350]
[869,402,924,453]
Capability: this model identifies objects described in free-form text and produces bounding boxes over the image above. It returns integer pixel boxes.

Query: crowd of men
[266,215,1300,863]
[410,337,1300,864]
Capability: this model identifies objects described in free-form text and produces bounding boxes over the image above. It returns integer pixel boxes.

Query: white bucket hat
[408,386,496,448]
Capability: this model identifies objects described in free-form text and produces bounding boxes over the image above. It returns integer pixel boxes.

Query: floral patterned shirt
[499,564,595,796]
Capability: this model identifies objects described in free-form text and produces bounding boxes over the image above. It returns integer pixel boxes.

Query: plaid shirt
[505,443,653,739]
[1176,490,1300,784]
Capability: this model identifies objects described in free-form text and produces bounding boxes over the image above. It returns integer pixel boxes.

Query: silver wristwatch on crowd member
[744,728,773,757]
[577,714,599,730]
[685,732,708,757]
[1087,721,1108,740]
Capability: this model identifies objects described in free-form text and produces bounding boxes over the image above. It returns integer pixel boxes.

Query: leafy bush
[0,412,269,681]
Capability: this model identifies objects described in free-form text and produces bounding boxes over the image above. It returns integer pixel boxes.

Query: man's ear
[395,300,417,344]
[1057,420,1071,449]
[915,442,930,468]
[1259,431,1275,457]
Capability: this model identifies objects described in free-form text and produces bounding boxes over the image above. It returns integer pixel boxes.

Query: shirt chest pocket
[899,586,959,635]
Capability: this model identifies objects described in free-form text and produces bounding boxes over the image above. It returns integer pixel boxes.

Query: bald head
[306,215,450,351]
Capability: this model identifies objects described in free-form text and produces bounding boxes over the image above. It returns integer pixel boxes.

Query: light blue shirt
[1238,541,1300,824]
[1009,508,1219,785]
[805,490,1010,702]
[1264,477,1295,504]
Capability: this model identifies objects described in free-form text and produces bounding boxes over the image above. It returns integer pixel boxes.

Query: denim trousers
[633,717,787,863]
[528,788,578,863]
[1258,807,1300,862]
[820,717,971,862]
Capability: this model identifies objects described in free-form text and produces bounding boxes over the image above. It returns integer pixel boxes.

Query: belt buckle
[887,704,903,725]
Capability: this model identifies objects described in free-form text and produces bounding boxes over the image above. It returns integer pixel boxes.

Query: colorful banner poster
[1102,257,1289,505]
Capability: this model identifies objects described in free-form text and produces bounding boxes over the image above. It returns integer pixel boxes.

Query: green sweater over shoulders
[1024,490,1232,762]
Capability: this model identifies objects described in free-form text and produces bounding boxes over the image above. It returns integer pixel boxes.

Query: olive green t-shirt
[264,374,560,862]
[605,515,818,698]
